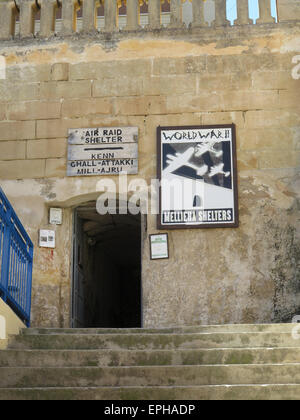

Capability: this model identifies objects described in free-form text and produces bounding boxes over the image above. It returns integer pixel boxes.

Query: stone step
[2,364,300,388]
[8,332,300,350]
[1,384,300,400]
[1,347,300,368]
[22,324,298,335]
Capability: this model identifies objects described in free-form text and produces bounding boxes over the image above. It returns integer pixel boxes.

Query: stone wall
[0,0,299,327]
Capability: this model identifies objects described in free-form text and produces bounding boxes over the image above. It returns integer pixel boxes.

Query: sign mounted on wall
[150,234,169,260]
[157,124,239,229]
[67,127,138,176]
[49,208,63,225]
[39,230,55,248]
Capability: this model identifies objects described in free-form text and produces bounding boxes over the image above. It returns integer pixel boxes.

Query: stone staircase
[1,324,300,400]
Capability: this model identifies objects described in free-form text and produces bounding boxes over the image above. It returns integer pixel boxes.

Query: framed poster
[157,124,239,229]
[150,234,169,260]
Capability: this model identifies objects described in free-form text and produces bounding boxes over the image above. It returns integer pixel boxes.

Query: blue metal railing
[0,187,33,327]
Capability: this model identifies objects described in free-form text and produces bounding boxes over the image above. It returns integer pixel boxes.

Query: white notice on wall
[150,234,169,260]
[67,127,139,177]
[39,230,56,249]
[49,208,63,225]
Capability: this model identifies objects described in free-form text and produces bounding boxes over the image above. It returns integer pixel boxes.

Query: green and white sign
[150,234,169,260]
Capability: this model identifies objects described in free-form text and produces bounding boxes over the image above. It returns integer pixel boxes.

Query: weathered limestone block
[61,98,112,117]
[6,63,51,83]
[257,0,275,24]
[259,150,299,169]
[0,81,40,102]
[0,104,6,121]
[70,59,152,80]
[277,0,300,22]
[236,0,252,25]
[45,158,67,178]
[0,141,26,160]
[7,101,61,121]
[191,0,207,28]
[19,0,39,38]
[214,0,230,26]
[0,1,18,40]
[40,80,91,100]
[0,159,45,179]
[39,0,59,37]
[0,121,36,141]
[51,63,69,81]
[27,139,67,159]
[61,0,81,34]
[93,77,143,97]
[36,117,89,139]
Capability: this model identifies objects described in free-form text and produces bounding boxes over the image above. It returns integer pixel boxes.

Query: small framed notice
[49,208,63,225]
[39,230,55,249]
[150,234,169,260]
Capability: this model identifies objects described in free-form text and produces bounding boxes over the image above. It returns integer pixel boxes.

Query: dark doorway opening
[72,203,142,328]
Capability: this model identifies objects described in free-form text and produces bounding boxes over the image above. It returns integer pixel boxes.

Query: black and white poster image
[157,124,239,229]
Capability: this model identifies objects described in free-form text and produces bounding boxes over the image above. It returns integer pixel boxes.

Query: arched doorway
[71,202,142,328]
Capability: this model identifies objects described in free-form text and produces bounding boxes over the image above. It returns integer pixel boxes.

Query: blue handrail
[0,187,33,327]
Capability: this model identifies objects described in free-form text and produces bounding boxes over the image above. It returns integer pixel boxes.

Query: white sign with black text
[39,230,56,249]
[150,234,169,260]
[67,127,139,177]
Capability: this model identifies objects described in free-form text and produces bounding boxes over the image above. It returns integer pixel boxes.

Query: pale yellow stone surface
[7,101,61,121]
[36,118,89,139]
[0,121,35,141]
[0,81,40,102]
[6,64,51,83]
[62,98,113,118]
[40,81,92,100]
[51,63,69,82]
[45,158,67,178]
[0,159,45,179]
[0,104,6,120]
[0,19,299,328]
[93,77,144,98]
[0,141,26,160]
[27,139,67,159]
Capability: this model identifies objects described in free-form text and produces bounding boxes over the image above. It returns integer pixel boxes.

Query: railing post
[191,0,207,28]
[236,0,251,25]
[148,0,161,30]
[82,0,100,33]
[214,0,230,26]
[257,0,275,23]
[0,208,12,304]
[25,244,33,327]
[0,1,18,40]
[125,0,141,31]
[39,0,59,37]
[169,0,183,28]
[19,0,39,38]
[104,0,118,32]
[61,0,80,35]
[0,188,34,327]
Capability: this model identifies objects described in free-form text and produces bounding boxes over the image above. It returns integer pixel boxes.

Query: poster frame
[156,124,239,230]
[149,233,170,260]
